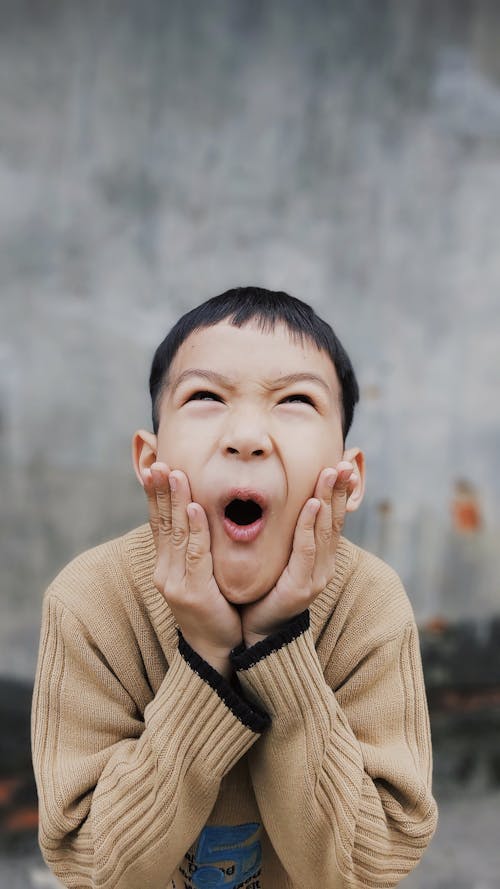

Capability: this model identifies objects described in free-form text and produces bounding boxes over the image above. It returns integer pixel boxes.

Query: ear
[342,446,366,513]
[131,429,158,487]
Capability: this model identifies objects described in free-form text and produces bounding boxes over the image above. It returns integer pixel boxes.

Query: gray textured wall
[2,0,500,681]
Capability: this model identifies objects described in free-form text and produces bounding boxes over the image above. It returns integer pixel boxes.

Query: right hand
[141,462,243,678]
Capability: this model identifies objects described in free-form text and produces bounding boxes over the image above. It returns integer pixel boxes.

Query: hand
[240,462,357,647]
[141,462,243,678]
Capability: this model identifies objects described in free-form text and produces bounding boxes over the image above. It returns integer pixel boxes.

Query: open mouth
[222,495,267,542]
[224,499,263,526]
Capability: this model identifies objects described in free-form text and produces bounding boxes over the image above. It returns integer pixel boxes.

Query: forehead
[169,320,340,395]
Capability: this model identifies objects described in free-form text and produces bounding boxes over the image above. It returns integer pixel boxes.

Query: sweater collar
[309,535,356,643]
[125,523,180,664]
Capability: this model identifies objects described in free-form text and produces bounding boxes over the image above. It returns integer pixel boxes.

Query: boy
[31,287,437,889]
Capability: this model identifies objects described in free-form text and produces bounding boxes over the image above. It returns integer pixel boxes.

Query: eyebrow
[170,368,333,397]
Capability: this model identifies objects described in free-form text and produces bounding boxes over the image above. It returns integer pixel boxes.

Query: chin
[215,569,279,605]
[222,588,269,606]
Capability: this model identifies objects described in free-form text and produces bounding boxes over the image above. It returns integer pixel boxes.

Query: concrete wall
[1,0,500,680]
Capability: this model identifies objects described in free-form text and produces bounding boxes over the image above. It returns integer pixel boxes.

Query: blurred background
[1,1,499,886]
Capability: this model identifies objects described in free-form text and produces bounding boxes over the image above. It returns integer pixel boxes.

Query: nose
[219,410,273,459]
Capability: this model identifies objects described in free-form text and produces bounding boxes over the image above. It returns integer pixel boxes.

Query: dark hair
[149,286,359,443]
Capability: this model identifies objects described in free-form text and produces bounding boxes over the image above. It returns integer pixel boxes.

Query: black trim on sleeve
[230,610,310,672]
[177,630,270,733]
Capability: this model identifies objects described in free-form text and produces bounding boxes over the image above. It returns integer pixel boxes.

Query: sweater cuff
[230,610,310,671]
[177,630,270,733]
[231,621,332,730]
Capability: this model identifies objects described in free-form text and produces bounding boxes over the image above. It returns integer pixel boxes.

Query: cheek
[288,423,343,471]
[156,423,197,469]
[156,436,211,507]
[158,435,200,483]
[314,426,344,466]
[286,449,332,499]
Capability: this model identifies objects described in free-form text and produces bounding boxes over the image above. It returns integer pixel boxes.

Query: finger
[313,467,337,546]
[185,502,213,582]
[150,462,173,578]
[141,466,161,551]
[167,470,192,585]
[286,498,321,591]
[311,467,337,587]
[330,461,354,552]
[150,462,173,541]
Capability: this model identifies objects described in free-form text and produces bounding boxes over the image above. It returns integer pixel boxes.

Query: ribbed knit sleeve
[31,594,265,889]
[232,610,438,889]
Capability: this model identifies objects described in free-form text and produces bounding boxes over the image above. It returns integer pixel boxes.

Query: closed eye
[280,394,315,406]
[185,391,316,406]
[186,390,222,402]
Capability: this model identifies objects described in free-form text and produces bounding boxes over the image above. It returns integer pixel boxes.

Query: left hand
[241,462,357,647]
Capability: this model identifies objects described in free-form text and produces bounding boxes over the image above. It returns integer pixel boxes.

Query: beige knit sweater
[31,523,437,889]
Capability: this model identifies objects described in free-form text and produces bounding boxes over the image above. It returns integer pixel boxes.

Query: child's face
[143,320,363,603]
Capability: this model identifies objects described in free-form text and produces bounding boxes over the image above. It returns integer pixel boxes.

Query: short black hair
[149,286,359,443]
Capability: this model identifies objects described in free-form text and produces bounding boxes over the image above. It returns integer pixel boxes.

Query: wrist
[178,631,235,679]
[190,644,233,680]
[243,622,288,649]
[243,631,269,649]
[242,611,310,651]
[204,654,233,681]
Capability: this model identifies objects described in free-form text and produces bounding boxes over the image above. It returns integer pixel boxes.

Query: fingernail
[310,498,321,515]
[169,475,177,492]
[327,471,337,488]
